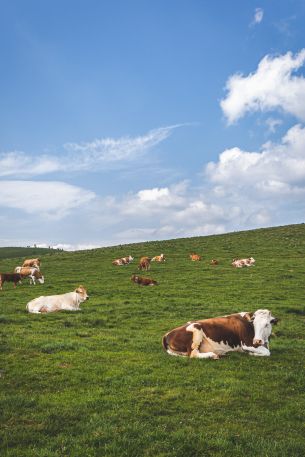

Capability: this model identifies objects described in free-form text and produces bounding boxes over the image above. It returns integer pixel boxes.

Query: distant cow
[138,257,151,271]
[232,257,255,268]
[22,258,41,269]
[0,273,22,290]
[151,253,165,262]
[131,274,158,286]
[190,254,201,261]
[210,259,219,265]
[26,285,89,313]
[162,309,278,359]
[112,255,134,266]
[15,267,44,285]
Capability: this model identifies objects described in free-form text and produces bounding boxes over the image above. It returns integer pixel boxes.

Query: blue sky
[1,0,305,249]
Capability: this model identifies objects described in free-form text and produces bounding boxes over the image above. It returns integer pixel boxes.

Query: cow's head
[129,256,134,261]
[251,309,278,347]
[75,285,89,301]
[37,272,45,284]
[131,274,139,283]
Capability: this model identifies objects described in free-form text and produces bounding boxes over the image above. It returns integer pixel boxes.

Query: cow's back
[163,314,255,354]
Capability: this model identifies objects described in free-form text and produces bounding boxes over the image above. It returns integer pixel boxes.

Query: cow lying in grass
[131,274,158,286]
[190,254,201,261]
[26,285,89,313]
[112,255,134,266]
[210,259,219,265]
[232,257,255,268]
[151,253,165,262]
[162,309,278,359]
[0,273,22,290]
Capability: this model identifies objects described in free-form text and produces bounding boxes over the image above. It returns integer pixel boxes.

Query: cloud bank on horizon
[1,4,305,249]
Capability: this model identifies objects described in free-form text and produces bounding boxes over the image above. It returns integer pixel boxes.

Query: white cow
[232,257,255,268]
[26,285,89,313]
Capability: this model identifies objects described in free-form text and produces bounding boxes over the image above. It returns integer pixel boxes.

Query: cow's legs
[190,349,219,359]
[242,344,270,356]
[186,323,219,359]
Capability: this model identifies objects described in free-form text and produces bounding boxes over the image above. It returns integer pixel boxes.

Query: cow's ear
[244,312,254,322]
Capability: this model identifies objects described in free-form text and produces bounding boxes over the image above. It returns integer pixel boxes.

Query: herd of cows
[0,258,44,290]
[0,252,279,360]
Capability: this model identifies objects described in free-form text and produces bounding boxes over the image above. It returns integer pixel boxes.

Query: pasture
[0,224,304,456]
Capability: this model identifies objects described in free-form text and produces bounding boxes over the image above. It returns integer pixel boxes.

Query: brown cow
[210,259,219,265]
[138,257,151,271]
[22,258,41,269]
[190,254,201,261]
[162,310,278,359]
[0,273,22,290]
[131,274,158,286]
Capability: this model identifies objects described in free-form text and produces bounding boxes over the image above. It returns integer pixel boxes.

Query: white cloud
[0,125,178,178]
[0,152,61,178]
[138,187,170,202]
[206,124,305,196]
[221,49,305,124]
[0,181,95,219]
[64,125,178,167]
[265,117,283,133]
[252,8,264,25]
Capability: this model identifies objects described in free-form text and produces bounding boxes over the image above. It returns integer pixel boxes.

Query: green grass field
[1,224,304,457]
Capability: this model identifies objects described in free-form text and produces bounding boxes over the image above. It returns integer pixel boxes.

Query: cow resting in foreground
[162,309,278,359]
[26,285,89,313]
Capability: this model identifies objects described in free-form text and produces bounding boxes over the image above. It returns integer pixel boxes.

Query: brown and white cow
[190,254,201,261]
[138,257,151,271]
[151,253,165,262]
[0,273,22,290]
[15,267,44,285]
[210,259,219,265]
[162,309,278,359]
[131,274,158,286]
[232,257,255,268]
[22,258,41,269]
[112,255,134,266]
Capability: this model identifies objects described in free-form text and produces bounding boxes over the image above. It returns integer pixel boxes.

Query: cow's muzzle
[253,339,264,348]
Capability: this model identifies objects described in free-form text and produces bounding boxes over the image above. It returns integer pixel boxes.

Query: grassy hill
[0,246,58,261]
[0,224,304,457]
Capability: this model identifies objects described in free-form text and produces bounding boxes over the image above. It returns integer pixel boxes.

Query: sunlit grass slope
[0,224,304,457]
